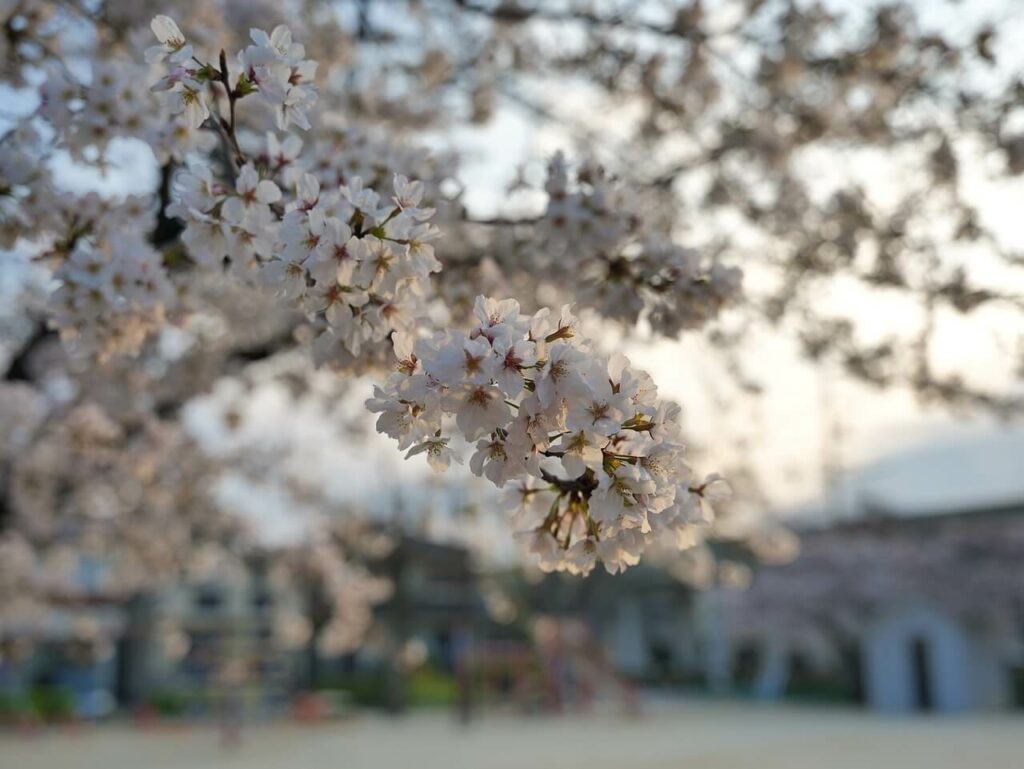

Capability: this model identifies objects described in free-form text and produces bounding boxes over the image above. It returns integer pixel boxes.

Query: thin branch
[450,0,698,41]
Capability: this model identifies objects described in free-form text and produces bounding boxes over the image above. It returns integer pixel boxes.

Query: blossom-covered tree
[1,2,739,591]
[1,0,1020,657]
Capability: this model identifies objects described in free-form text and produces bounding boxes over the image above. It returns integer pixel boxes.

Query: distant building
[719,500,1024,713]
[493,564,704,683]
[140,572,304,712]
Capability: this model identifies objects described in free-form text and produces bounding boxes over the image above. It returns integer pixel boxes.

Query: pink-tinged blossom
[369,296,727,575]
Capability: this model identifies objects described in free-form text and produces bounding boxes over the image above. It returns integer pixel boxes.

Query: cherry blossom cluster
[3,11,736,596]
[0,125,121,245]
[0,0,57,88]
[3,163,185,363]
[368,296,730,575]
[39,58,205,164]
[535,152,742,335]
[169,146,442,366]
[35,195,175,361]
[49,237,171,361]
[8,17,450,370]
[0,124,50,248]
[284,122,460,224]
[145,16,447,369]
[148,15,317,132]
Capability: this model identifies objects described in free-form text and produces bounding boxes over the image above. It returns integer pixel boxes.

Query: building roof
[798,497,1024,535]
[783,425,1024,527]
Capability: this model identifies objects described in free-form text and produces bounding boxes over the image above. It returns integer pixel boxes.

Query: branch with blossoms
[452,152,743,337]
[7,12,742,365]
[2,13,733,578]
[168,159,442,368]
[18,18,438,363]
[147,16,317,143]
[156,17,731,575]
[368,297,730,576]
[148,16,449,370]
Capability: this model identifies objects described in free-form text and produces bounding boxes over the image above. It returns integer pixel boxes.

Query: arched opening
[909,637,934,712]
[840,642,865,704]
[732,643,760,692]
[1010,665,1024,709]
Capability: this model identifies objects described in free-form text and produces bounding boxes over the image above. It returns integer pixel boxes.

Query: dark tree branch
[3,322,54,383]
[150,162,184,248]
[450,0,699,41]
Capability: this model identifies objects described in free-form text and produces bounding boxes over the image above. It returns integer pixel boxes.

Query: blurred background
[1,0,1023,767]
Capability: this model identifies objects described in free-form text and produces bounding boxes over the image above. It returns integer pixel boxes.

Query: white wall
[862,606,1005,713]
[696,589,733,693]
[609,601,648,676]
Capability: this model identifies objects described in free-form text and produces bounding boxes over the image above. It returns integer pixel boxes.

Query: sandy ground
[1,701,1022,769]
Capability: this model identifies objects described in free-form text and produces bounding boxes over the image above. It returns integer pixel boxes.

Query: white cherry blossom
[369,296,728,575]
